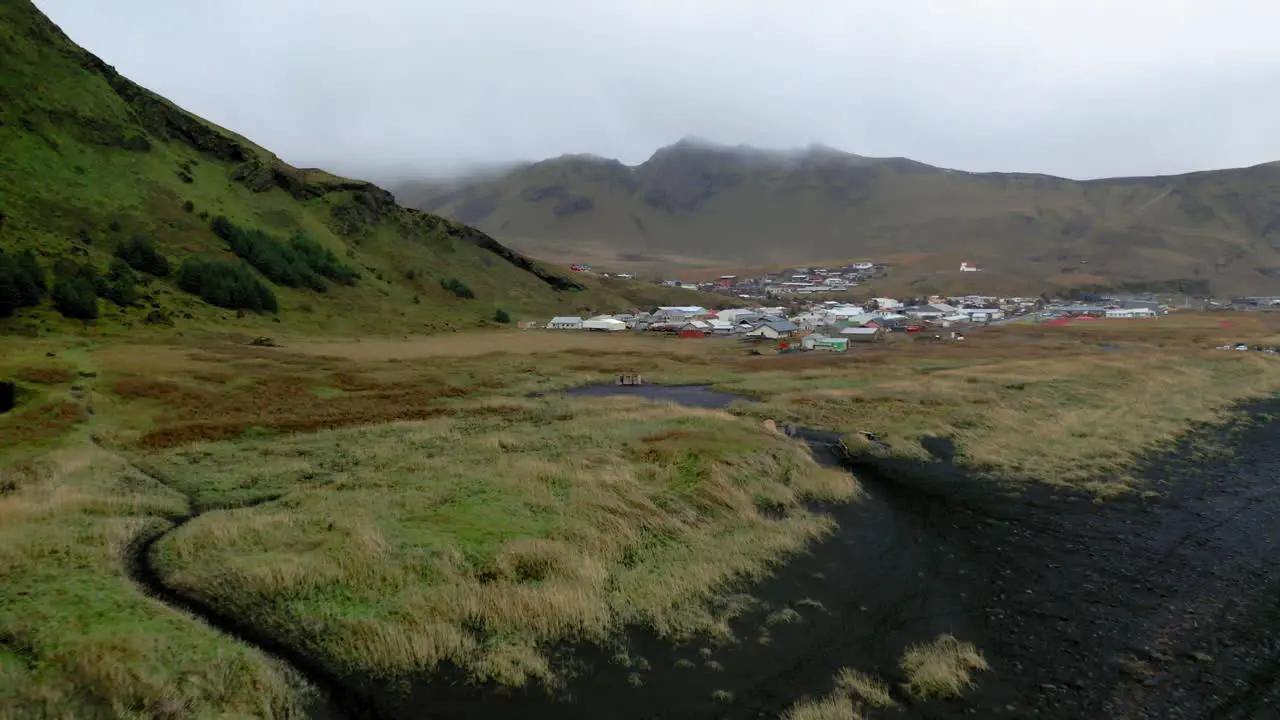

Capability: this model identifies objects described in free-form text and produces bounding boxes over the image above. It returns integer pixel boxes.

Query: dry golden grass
[723,317,1280,490]
[0,446,310,717]
[781,666,895,719]
[782,694,861,720]
[834,668,897,708]
[2,312,1278,713]
[899,634,989,700]
[146,397,855,687]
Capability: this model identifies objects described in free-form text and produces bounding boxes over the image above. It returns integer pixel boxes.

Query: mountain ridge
[396,139,1280,295]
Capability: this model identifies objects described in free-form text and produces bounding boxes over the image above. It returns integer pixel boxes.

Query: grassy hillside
[0,2,731,338]
[397,139,1280,296]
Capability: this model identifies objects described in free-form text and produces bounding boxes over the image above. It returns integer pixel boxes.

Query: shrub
[182,201,195,213]
[210,216,358,291]
[115,236,171,277]
[440,277,474,299]
[177,258,278,313]
[104,258,140,307]
[493,308,511,323]
[0,250,46,317]
[290,232,359,285]
[52,263,100,319]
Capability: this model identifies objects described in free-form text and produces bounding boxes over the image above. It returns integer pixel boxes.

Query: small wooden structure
[616,373,644,386]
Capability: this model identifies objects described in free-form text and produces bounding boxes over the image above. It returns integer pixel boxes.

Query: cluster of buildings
[654,262,889,300]
[538,291,1176,352]
[1042,298,1167,320]
[540,295,1050,349]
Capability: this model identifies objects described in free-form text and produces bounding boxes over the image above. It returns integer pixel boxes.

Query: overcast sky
[34,0,1280,181]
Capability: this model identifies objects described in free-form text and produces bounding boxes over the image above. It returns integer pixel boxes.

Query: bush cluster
[177,258,278,313]
[440,277,475,299]
[51,263,101,319]
[114,236,171,277]
[290,232,359,285]
[0,250,46,318]
[104,258,140,307]
[210,216,357,292]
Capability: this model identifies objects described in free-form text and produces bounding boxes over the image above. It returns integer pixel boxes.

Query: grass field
[3,313,1280,714]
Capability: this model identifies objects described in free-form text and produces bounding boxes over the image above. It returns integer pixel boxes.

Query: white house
[583,318,628,332]
[940,314,970,327]
[853,262,874,270]
[791,312,829,330]
[680,320,714,332]
[960,260,980,272]
[958,307,1004,321]
[1105,307,1157,319]
[547,316,583,330]
[656,306,708,320]
[826,304,866,321]
[717,308,757,323]
[840,326,886,342]
[872,298,902,310]
[744,320,800,340]
[905,306,945,321]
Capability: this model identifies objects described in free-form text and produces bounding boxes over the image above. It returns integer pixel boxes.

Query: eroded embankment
[121,386,1280,719]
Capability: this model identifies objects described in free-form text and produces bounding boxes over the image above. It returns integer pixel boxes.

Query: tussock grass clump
[148,397,856,687]
[0,447,309,717]
[781,666,894,719]
[835,668,897,708]
[899,634,988,700]
[782,693,860,720]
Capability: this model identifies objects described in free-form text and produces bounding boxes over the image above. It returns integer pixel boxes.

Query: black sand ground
[134,385,1280,718]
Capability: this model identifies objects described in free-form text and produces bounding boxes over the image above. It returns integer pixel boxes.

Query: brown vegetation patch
[136,405,455,449]
[112,378,191,401]
[2,401,88,444]
[13,367,77,385]
[125,367,476,449]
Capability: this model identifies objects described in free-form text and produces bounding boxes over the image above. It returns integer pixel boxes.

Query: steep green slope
[0,1,728,336]
[399,139,1280,295]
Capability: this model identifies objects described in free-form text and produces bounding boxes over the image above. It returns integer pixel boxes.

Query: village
[538,292,1173,352]
[578,260,893,299]
[660,260,892,298]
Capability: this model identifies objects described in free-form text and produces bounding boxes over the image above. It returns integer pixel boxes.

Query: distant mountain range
[394,138,1280,295]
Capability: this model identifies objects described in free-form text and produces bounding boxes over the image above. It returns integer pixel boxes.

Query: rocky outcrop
[433,215,585,292]
[75,51,250,163]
